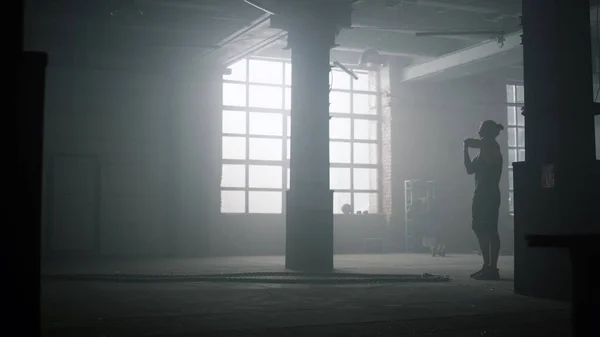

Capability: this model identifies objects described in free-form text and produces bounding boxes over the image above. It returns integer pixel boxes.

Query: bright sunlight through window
[506,84,525,214]
[221,58,381,214]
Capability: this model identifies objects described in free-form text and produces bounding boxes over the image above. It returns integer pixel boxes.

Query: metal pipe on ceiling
[244,0,278,15]
[415,29,505,37]
[138,0,231,12]
[391,0,500,14]
[350,24,484,41]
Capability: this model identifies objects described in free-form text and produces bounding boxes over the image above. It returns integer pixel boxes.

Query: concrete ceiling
[24,0,524,70]
[23,0,594,82]
[399,4,599,84]
[23,0,263,71]
[220,0,522,61]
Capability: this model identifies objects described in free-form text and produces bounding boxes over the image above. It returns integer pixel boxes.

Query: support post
[514,0,598,302]
[270,2,351,272]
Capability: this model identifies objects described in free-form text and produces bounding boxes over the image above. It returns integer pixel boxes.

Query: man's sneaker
[470,266,488,278]
[474,268,500,280]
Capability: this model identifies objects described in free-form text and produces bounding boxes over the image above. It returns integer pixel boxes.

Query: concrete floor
[41,254,571,336]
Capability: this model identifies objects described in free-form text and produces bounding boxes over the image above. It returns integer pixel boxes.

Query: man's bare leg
[474,231,501,280]
[489,232,501,269]
[471,231,490,278]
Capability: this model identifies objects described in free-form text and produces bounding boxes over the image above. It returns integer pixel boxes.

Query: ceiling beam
[399,4,600,82]
[203,11,471,66]
[349,24,484,41]
[400,30,522,82]
[199,14,286,66]
[335,27,469,57]
[351,3,520,39]
[138,0,235,12]
[396,0,499,14]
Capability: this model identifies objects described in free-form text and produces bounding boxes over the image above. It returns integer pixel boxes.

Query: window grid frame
[506,84,525,215]
[221,57,382,214]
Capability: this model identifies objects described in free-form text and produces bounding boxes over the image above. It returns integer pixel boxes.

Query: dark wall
[42,62,223,257]
[389,73,513,253]
[43,66,172,255]
[594,116,600,160]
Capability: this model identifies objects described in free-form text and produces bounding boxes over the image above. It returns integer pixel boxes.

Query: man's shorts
[471,193,501,235]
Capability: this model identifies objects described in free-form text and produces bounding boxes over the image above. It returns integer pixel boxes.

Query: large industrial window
[506,84,525,214]
[221,57,381,214]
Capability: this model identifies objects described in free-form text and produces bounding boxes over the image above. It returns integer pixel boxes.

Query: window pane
[221,190,245,213]
[287,168,290,189]
[249,137,283,161]
[330,167,351,190]
[517,128,525,147]
[249,59,283,85]
[222,136,246,160]
[507,127,517,147]
[330,70,351,90]
[248,191,282,213]
[353,143,378,164]
[354,192,378,214]
[518,149,526,162]
[249,112,283,136]
[508,149,517,166]
[333,192,352,214]
[249,85,283,109]
[286,138,290,160]
[516,85,524,103]
[286,116,291,137]
[353,93,377,115]
[249,165,283,189]
[354,119,378,140]
[330,117,351,139]
[508,191,514,213]
[285,87,291,110]
[221,164,246,188]
[222,110,246,134]
[223,83,246,107]
[284,63,292,86]
[223,59,247,81]
[330,91,351,113]
[517,109,525,126]
[353,168,378,190]
[507,106,517,126]
[508,169,514,190]
[354,72,371,91]
[506,85,516,103]
[330,141,351,163]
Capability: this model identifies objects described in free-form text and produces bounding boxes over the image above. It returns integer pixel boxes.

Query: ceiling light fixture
[358,48,385,69]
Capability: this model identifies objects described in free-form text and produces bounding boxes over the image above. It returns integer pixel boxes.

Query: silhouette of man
[464,120,504,280]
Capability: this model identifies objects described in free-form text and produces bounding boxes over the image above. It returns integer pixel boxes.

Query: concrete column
[286,23,336,272]
[521,0,595,164]
[514,0,598,300]
[271,3,351,272]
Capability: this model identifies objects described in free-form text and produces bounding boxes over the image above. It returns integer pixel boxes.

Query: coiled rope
[42,271,451,284]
